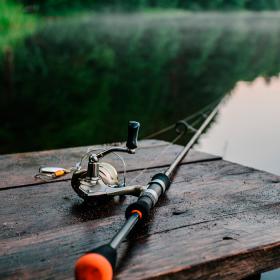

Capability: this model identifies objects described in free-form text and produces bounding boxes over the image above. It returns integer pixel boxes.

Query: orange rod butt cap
[75,253,113,280]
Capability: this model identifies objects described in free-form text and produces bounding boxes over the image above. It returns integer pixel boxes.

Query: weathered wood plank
[0,204,279,280]
[117,208,280,280]
[1,159,279,241]
[1,140,280,280]
[1,157,280,279]
[0,140,220,190]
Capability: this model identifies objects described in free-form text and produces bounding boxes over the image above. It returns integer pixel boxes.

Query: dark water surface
[1,12,280,278]
[2,12,280,154]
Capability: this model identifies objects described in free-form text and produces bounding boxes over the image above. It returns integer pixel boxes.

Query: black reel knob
[126,121,140,150]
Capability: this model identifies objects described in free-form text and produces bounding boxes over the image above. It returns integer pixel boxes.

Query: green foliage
[19,0,280,14]
[1,13,280,153]
[0,0,37,51]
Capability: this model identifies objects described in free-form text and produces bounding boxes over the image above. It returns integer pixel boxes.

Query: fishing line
[128,130,184,185]
[144,98,221,139]
[111,152,127,187]
[128,101,220,184]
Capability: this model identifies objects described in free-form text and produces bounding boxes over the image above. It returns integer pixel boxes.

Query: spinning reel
[71,121,147,202]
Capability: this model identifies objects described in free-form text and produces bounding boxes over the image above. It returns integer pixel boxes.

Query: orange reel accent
[75,253,113,280]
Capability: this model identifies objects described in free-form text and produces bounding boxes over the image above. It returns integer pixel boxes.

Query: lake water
[197,76,280,280]
[198,76,280,176]
[1,12,279,278]
[2,12,280,155]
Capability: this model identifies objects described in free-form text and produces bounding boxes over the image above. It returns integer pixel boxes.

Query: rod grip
[125,173,170,220]
[126,121,140,150]
[75,244,116,280]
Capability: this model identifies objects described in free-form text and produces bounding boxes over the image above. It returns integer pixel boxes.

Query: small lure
[35,167,70,180]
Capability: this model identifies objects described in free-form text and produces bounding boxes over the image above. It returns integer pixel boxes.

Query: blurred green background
[1,1,280,155]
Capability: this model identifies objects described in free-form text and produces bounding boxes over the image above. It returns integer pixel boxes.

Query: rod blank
[165,101,221,177]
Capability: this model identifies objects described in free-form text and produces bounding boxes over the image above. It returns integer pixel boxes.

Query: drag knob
[126,121,140,150]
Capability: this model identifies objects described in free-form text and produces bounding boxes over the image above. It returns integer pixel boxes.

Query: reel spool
[71,121,145,202]
[71,162,120,201]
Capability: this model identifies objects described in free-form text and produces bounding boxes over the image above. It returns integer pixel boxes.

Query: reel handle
[126,121,140,150]
[75,244,116,280]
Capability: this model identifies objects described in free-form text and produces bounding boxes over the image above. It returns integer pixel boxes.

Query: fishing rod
[74,99,223,280]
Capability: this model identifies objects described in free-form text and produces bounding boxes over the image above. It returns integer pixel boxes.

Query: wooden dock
[0,139,280,279]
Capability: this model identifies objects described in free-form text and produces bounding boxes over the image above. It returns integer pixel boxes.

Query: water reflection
[198,76,280,176]
[1,13,280,155]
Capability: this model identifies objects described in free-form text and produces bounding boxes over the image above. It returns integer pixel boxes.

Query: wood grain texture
[0,140,220,190]
[0,140,279,279]
[0,159,279,241]
[0,204,279,280]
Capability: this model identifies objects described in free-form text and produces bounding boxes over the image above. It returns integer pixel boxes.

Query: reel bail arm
[71,121,141,201]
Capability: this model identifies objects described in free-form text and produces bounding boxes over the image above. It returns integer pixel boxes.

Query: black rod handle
[126,121,140,150]
[125,173,171,220]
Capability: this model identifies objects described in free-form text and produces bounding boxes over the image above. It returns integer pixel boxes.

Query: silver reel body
[71,121,146,202]
[72,161,119,199]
